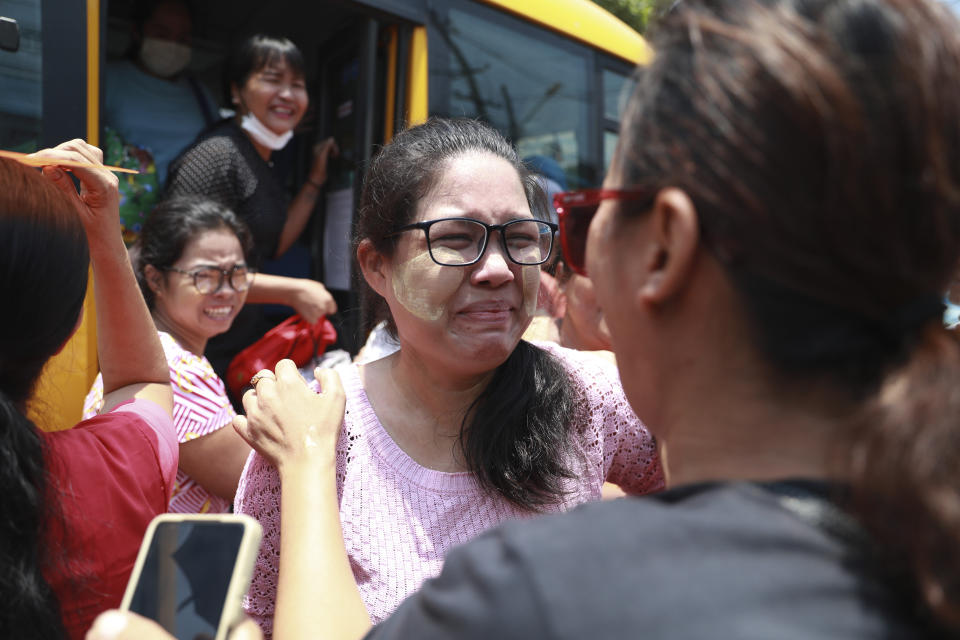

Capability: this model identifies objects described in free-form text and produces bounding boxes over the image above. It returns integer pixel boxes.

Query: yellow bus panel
[479,0,653,65]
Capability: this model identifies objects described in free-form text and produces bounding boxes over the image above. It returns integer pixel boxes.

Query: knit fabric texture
[165,120,288,267]
[235,342,664,636]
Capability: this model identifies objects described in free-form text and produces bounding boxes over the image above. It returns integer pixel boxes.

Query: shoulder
[52,399,178,486]
[160,332,220,383]
[530,340,620,386]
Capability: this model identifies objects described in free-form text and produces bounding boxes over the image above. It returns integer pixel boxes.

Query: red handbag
[226,314,338,399]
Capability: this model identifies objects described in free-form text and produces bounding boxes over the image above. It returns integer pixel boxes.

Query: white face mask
[240,111,293,150]
[139,37,191,78]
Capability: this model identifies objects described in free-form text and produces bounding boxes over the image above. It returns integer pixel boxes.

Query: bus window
[0,1,41,151]
[601,67,634,173]
[603,68,632,122]
[428,0,593,188]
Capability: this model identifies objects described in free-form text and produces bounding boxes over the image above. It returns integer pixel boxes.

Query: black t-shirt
[166,119,288,267]
[367,481,943,639]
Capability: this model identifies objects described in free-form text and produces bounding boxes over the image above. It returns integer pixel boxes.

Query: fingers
[86,610,172,640]
[30,140,119,223]
[233,415,251,444]
[274,358,306,386]
[229,619,264,640]
[315,368,345,399]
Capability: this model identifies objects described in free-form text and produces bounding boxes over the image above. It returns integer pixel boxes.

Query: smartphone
[120,514,263,640]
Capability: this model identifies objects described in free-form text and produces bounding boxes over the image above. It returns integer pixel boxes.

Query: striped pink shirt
[83,331,236,513]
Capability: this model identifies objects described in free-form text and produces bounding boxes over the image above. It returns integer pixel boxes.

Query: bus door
[312,15,419,353]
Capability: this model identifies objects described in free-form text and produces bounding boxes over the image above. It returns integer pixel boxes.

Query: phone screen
[128,520,246,640]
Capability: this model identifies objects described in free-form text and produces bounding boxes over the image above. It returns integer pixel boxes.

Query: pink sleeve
[541,342,665,496]
[169,356,236,443]
[235,452,281,638]
[111,397,179,492]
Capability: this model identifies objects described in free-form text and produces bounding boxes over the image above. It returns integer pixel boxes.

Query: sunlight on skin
[391,249,465,321]
[521,265,540,316]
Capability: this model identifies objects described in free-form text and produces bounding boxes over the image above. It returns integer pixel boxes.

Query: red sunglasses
[553,188,656,276]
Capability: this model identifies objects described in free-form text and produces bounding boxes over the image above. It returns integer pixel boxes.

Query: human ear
[144,264,165,296]
[640,188,700,304]
[357,239,389,298]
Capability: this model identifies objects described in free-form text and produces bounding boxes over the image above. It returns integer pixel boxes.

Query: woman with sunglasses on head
[84,197,254,513]
[166,34,338,393]
[228,117,664,639]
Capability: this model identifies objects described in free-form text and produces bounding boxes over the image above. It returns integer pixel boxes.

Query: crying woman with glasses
[84,197,255,514]
[230,117,664,635]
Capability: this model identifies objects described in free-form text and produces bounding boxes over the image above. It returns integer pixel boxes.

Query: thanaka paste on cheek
[521,265,540,316]
[391,250,465,321]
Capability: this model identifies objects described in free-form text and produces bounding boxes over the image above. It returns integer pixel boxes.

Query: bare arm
[276,138,339,257]
[179,424,252,501]
[245,273,337,324]
[233,363,370,640]
[33,141,172,415]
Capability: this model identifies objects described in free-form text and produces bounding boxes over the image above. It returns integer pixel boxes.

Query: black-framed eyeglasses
[385,217,557,267]
[162,264,253,294]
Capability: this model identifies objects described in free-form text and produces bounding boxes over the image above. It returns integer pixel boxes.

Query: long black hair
[0,157,90,638]
[356,117,575,510]
[626,0,960,628]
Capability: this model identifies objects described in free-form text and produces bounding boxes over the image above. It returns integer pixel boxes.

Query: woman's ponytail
[0,389,66,639]
[844,326,960,629]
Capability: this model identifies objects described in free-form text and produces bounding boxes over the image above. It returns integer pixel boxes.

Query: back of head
[0,156,87,638]
[622,0,960,628]
[0,158,89,403]
[135,196,251,309]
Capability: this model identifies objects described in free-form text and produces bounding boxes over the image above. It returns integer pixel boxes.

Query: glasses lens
[230,265,251,292]
[193,268,222,294]
[556,196,597,276]
[504,220,553,265]
[427,219,486,265]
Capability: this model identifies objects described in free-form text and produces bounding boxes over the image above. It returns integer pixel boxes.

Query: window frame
[426,0,608,187]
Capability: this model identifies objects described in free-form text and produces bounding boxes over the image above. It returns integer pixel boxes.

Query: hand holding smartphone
[121,514,262,640]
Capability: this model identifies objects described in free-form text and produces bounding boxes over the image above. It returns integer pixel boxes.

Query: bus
[0,0,650,428]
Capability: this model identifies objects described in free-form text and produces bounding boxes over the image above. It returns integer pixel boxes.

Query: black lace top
[166,120,288,267]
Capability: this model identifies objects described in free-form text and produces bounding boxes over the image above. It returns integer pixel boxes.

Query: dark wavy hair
[626,0,960,628]
[134,196,252,309]
[0,157,89,638]
[355,117,574,510]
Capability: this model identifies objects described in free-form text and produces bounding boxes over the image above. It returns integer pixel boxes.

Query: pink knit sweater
[235,343,663,635]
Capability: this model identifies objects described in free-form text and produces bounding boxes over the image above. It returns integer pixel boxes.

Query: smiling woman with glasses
[230,117,664,636]
[84,197,257,517]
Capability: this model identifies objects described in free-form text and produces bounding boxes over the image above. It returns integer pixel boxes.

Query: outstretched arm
[31,141,171,416]
[245,273,337,324]
[233,363,370,640]
[276,137,338,257]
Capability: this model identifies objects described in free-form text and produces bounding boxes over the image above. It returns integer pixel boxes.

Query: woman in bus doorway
[166,34,338,395]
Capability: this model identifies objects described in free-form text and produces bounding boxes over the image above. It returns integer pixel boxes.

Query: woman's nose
[471,238,515,287]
